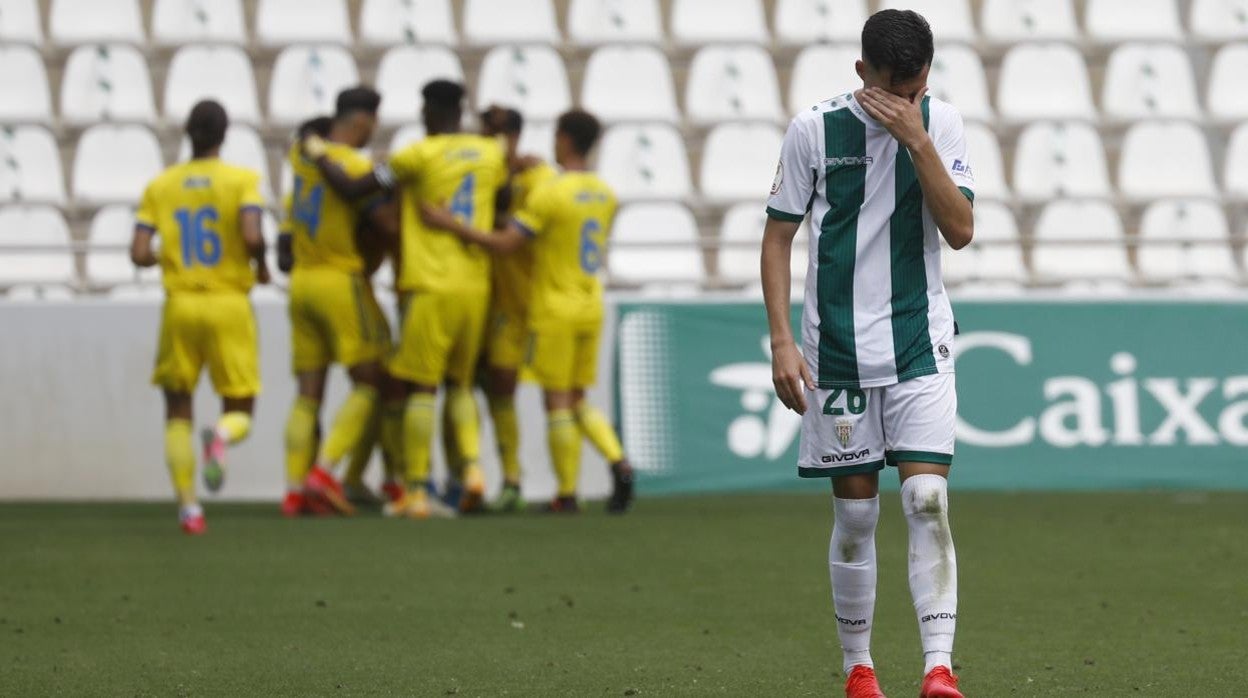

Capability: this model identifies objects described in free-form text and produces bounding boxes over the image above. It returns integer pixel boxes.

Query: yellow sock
[573,403,624,464]
[488,393,522,485]
[165,418,196,505]
[447,386,481,466]
[345,408,381,487]
[380,401,405,482]
[404,392,437,485]
[319,385,378,470]
[284,396,319,489]
[215,411,252,445]
[547,408,580,497]
[440,396,464,480]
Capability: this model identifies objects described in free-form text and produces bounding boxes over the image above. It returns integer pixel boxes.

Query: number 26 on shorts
[823,388,867,416]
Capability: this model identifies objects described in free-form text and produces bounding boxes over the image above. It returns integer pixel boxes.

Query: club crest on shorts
[835,418,853,448]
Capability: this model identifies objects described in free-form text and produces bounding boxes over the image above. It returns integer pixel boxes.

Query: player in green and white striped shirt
[761,9,973,698]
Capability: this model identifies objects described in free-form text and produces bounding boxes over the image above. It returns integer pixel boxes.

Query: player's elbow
[944,221,974,251]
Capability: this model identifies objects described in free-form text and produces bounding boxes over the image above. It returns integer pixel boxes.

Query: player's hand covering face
[856,86,930,150]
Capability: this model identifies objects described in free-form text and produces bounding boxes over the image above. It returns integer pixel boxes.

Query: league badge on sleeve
[771,161,783,195]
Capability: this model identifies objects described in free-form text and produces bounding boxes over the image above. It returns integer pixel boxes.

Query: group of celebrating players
[129,79,635,535]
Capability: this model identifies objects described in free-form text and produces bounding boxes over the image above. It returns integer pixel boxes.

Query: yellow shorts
[390,288,489,387]
[486,309,529,371]
[152,292,260,398]
[288,268,390,373]
[527,318,602,391]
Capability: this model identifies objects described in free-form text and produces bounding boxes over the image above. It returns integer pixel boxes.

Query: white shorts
[798,372,956,478]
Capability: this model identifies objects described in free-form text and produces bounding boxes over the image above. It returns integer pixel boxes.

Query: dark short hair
[861,9,934,84]
[297,116,333,140]
[335,86,381,119]
[422,79,466,111]
[480,105,523,136]
[186,99,228,156]
[556,109,602,156]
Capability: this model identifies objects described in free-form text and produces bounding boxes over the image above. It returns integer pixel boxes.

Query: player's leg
[343,406,381,505]
[163,391,205,535]
[201,294,261,494]
[151,295,207,534]
[486,365,523,512]
[378,370,407,504]
[542,388,581,513]
[439,391,465,506]
[567,324,633,513]
[445,292,490,513]
[883,374,962,697]
[283,369,325,516]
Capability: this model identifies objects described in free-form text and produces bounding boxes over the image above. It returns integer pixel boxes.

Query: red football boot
[179,506,207,536]
[303,465,355,515]
[919,667,962,698]
[381,479,405,504]
[844,666,885,698]
[280,491,306,518]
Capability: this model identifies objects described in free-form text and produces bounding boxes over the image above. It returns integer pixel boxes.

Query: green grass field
[1,492,1245,696]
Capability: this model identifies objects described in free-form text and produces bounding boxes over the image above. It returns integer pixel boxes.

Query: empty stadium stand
[0,0,1246,296]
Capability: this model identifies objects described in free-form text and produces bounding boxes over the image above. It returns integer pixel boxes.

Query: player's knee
[832,497,879,537]
[900,474,948,520]
[348,361,383,388]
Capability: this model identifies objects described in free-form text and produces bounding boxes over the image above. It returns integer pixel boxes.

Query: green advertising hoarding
[615,300,1248,493]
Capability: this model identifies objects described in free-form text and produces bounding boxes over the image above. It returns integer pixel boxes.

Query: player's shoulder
[209,160,262,184]
[924,95,964,129]
[792,92,856,125]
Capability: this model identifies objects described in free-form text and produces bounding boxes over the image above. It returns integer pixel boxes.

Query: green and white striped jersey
[766,92,974,389]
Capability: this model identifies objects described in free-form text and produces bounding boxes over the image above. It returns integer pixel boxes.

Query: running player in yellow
[129,99,269,534]
[281,87,398,517]
[422,110,635,513]
[302,80,508,518]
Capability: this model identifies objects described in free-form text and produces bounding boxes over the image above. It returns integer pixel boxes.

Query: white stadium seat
[476,45,571,121]
[774,0,867,44]
[0,126,67,205]
[0,0,42,44]
[962,123,1008,200]
[927,44,993,121]
[997,43,1095,122]
[164,46,261,126]
[8,284,76,300]
[176,126,273,203]
[980,0,1078,42]
[1012,121,1111,203]
[152,0,246,45]
[0,46,52,123]
[85,205,143,285]
[1118,121,1217,200]
[597,124,692,202]
[582,46,679,123]
[1085,0,1182,42]
[1032,201,1131,282]
[72,125,163,206]
[50,0,143,44]
[880,0,975,42]
[518,120,556,164]
[60,44,156,126]
[1102,43,1201,120]
[1207,44,1248,122]
[685,45,784,124]
[568,0,662,44]
[268,46,360,127]
[789,45,861,113]
[360,0,457,46]
[255,0,351,46]
[1224,124,1248,199]
[1190,0,1248,41]
[610,203,705,285]
[718,203,807,285]
[0,206,74,286]
[1137,200,1236,282]
[389,124,427,153]
[463,0,559,44]
[671,0,768,44]
[942,201,1025,284]
[377,47,463,125]
[700,123,785,203]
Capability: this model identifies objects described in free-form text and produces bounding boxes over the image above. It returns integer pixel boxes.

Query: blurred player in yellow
[302,80,508,518]
[128,100,269,534]
[422,110,635,513]
[280,87,399,517]
[459,105,556,512]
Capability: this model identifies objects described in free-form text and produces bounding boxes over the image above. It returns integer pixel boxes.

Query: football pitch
[1,492,1244,696]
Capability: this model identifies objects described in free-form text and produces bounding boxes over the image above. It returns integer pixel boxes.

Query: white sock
[179,502,203,521]
[830,495,879,674]
[901,474,958,675]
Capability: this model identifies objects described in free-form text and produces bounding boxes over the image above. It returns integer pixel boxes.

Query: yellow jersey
[388,133,508,294]
[286,141,378,274]
[513,171,618,326]
[493,161,558,316]
[135,158,266,294]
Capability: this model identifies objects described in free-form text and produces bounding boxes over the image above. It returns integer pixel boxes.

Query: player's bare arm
[418,203,527,255]
[129,225,159,268]
[240,207,270,285]
[301,135,392,200]
[856,87,974,250]
[761,216,814,415]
